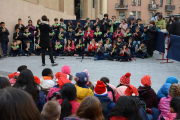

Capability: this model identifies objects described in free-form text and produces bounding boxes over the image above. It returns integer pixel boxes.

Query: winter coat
[65,42,75,52]
[166,76,178,84]
[169,20,180,36]
[115,86,127,102]
[101,18,111,31]
[40,77,55,89]
[133,32,142,41]
[155,19,166,30]
[163,113,177,120]
[95,46,105,55]
[13,32,22,41]
[145,26,157,40]
[84,30,94,41]
[75,85,94,103]
[88,43,98,52]
[157,83,171,99]
[36,90,46,112]
[158,95,173,120]
[66,31,75,40]
[26,25,36,36]
[58,99,80,114]
[47,87,59,101]
[138,86,158,108]
[0,27,9,42]
[113,31,123,41]
[103,32,113,41]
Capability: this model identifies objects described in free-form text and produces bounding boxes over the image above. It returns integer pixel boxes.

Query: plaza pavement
[0,51,179,92]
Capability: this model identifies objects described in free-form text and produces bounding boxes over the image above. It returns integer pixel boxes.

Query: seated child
[22,41,34,56]
[34,28,40,44]
[94,26,103,42]
[75,20,83,33]
[74,38,85,57]
[22,27,33,48]
[135,40,147,59]
[75,28,83,46]
[64,38,75,56]
[112,27,123,42]
[54,40,63,56]
[117,37,123,48]
[103,27,113,44]
[104,38,112,56]
[35,39,41,55]
[106,42,119,61]
[87,38,98,56]
[123,28,132,43]
[94,41,105,60]
[128,37,135,55]
[118,42,131,62]
[84,26,94,46]
[66,26,75,41]
[40,68,55,89]
[133,27,142,45]
[9,41,22,57]
[57,26,65,47]
[13,28,22,46]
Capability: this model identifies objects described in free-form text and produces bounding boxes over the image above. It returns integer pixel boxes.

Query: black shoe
[120,59,122,62]
[52,62,58,66]
[141,56,144,59]
[42,63,46,66]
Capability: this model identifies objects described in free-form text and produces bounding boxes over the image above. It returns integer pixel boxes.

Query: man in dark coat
[0,22,10,57]
[169,17,180,36]
[39,15,58,66]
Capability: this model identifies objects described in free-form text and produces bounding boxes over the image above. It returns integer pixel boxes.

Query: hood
[75,85,93,99]
[157,83,171,98]
[94,93,111,102]
[138,86,153,97]
[166,76,178,84]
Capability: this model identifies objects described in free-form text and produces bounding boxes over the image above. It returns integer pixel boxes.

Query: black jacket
[13,32,22,41]
[84,22,94,31]
[169,21,180,36]
[75,24,83,33]
[15,24,25,33]
[145,26,157,40]
[101,18,111,31]
[39,23,52,48]
[0,27,10,42]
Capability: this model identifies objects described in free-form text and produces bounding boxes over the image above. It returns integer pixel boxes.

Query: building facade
[107,0,180,24]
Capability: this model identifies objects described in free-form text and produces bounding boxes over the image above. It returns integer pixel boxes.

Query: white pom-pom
[132,93,136,96]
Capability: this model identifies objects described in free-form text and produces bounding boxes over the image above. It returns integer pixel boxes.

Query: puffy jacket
[155,19,166,30]
[115,86,127,102]
[163,113,177,120]
[75,85,94,103]
[157,83,171,99]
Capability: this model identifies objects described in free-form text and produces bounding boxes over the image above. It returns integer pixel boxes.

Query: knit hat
[58,77,71,90]
[141,75,151,87]
[76,72,88,87]
[120,73,131,85]
[8,72,20,79]
[125,85,139,96]
[129,12,133,16]
[34,76,40,84]
[94,80,107,95]
[61,65,71,75]
[166,76,178,84]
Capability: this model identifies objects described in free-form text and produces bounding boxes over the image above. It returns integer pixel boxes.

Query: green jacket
[155,19,166,30]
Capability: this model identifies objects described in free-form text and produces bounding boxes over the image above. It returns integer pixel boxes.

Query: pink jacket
[46,87,59,101]
[107,91,113,101]
[120,23,128,34]
[115,86,127,102]
[164,113,177,120]
[9,78,17,86]
[158,95,172,120]
[58,99,80,114]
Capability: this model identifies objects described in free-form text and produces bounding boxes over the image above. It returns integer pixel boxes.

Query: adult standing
[39,15,58,66]
[155,14,166,30]
[127,12,136,25]
[169,17,180,36]
[166,16,175,33]
[119,19,128,34]
[101,14,110,34]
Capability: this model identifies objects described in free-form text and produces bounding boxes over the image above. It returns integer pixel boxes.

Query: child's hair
[77,20,81,23]
[0,87,41,120]
[96,18,100,22]
[131,18,135,21]
[47,19,50,22]
[91,38,95,42]
[60,18,64,22]
[136,18,142,23]
[126,28,130,31]
[13,40,17,43]
[0,77,10,89]
[78,38,83,44]
[87,26,91,30]
[60,83,76,120]
[17,65,27,73]
[135,27,140,30]
[41,101,61,120]
[69,26,73,29]
[123,42,128,48]
[104,13,108,18]
[42,68,52,77]
[37,19,41,24]
[122,19,126,23]
[26,40,30,43]
[106,27,110,30]
[28,20,32,23]
[24,27,28,30]
[118,36,123,40]
[57,40,61,44]
[98,41,103,45]
[141,40,145,44]
[149,20,155,25]
[96,26,100,29]
[86,18,90,21]
[66,38,72,47]
[117,27,121,30]
[108,96,142,120]
[68,20,73,25]
[105,38,110,44]
[54,18,58,21]
[18,18,22,21]
[100,77,110,85]
[78,28,82,31]
[59,26,63,30]
[76,96,104,120]
[112,15,116,18]
[170,96,180,119]
[129,37,133,41]
[169,83,180,98]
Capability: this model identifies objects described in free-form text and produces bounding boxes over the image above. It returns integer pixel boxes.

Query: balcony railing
[115,3,128,10]
[148,4,159,10]
[165,5,175,11]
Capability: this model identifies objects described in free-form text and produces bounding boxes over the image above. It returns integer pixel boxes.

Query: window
[93,0,95,8]
[120,0,125,5]
[137,11,141,18]
[167,13,171,16]
[151,0,155,4]
[100,0,102,12]
[138,0,141,6]
[119,12,125,22]
[132,11,136,18]
[132,0,136,6]
[159,0,163,6]
[168,0,171,5]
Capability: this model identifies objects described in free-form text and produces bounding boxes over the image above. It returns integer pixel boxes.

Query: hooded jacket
[157,83,171,99]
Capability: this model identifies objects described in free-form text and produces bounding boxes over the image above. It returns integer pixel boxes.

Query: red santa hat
[120,72,131,85]
[94,80,107,95]
[125,85,139,96]
[55,72,70,82]
[141,75,151,87]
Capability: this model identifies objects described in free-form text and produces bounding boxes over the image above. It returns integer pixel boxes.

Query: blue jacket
[141,32,146,40]
[103,32,113,41]
[94,93,115,120]
[157,83,171,99]
[36,90,46,112]
[66,31,75,40]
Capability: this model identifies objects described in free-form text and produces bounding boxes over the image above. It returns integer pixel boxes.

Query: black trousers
[41,47,54,64]
[147,39,154,57]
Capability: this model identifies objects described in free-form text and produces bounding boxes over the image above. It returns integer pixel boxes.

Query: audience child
[13,69,46,112]
[75,20,83,33]
[128,37,135,55]
[36,19,41,31]
[158,83,180,120]
[115,86,127,102]
[106,42,119,61]
[123,28,132,43]
[94,26,103,42]
[113,27,123,42]
[54,40,63,56]
[67,20,75,32]
[0,77,10,89]
[102,14,111,34]
[13,28,22,46]
[9,41,22,56]
[66,26,75,41]
[64,96,104,120]
[75,28,83,45]
[94,80,115,120]
[26,20,36,37]
[117,72,131,87]
[128,18,135,34]
[22,27,33,47]
[83,70,94,90]
[133,27,142,45]
[119,19,128,34]
[59,18,67,32]
[104,38,112,56]
[84,18,94,30]
[22,41,34,56]
[84,26,94,46]
[58,83,80,120]
[64,38,75,56]
[94,41,105,60]
[117,36,124,48]
[34,39,41,55]
[88,38,98,56]
[74,38,85,57]
[0,22,10,57]
[15,18,25,33]
[138,75,158,108]
[74,72,94,102]
[52,18,60,35]
[118,42,131,62]
[135,40,147,59]
[40,68,55,89]
[145,20,157,57]
[93,18,102,31]
[108,96,143,120]
[0,87,41,120]
[41,101,61,120]
[109,15,118,33]
[35,27,40,43]
[134,18,144,33]
[103,27,113,44]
